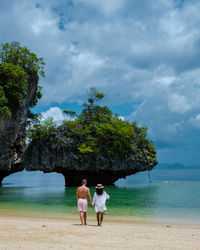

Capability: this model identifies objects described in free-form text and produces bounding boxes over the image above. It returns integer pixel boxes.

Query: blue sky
[1,0,200,165]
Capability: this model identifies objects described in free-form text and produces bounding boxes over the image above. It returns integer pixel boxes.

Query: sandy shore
[0,214,199,250]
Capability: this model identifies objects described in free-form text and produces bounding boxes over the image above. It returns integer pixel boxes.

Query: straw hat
[96,184,104,189]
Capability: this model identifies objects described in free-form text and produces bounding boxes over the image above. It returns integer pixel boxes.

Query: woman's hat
[96,184,104,189]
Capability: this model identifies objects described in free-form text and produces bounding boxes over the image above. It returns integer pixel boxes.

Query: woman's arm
[105,192,110,200]
[92,192,96,206]
[88,188,93,207]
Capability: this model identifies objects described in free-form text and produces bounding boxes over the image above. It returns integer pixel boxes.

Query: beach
[0,214,199,250]
[1,171,200,249]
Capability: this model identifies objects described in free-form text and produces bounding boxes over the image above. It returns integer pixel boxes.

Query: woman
[92,184,110,226]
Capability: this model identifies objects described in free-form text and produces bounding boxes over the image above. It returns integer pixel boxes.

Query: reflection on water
[0,170,200,223]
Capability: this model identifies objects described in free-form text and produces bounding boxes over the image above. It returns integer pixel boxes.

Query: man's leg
[100,212,104,226]
[80,212,84,225]
[83,212,87,225]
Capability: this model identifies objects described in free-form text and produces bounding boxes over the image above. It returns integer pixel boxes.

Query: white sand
[0,214,199,249]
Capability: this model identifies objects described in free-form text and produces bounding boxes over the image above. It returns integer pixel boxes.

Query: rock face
[24,127,158,186]
[0,73,38,185]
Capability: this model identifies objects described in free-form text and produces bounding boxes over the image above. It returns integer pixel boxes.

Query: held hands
[90,204,93,208]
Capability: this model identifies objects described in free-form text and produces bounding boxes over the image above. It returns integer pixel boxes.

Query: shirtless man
[76,179,92,225]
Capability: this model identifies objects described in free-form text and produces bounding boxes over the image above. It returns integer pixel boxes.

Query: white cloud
[167,122,183,132]
[119,116,126,121]
[30,16,57,36]
[168,94,192,114]
[77,0,124,15]
[41,107,70,124]
[1,0,200,163]
[189,114,200,128]
[71,51,105,76]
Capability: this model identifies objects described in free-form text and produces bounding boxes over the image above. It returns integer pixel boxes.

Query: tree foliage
[0,63,27,115]
[0,42,45,77]
[78,88,112,125]
[0,42,45,117]
[28,88,157,164]
[0,85,10,116]
[27,118,57,141]
[63,110,77,118]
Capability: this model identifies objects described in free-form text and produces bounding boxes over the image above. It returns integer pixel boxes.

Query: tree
[28,88,157,166]
[63,110,77,118]
[78,87,112,125]
[0,41,45,77]
[0,42,45,118]
[0,63,27,115]
[27,118,57,140]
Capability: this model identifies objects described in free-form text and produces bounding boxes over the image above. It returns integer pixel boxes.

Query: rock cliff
[0,72,38,185]
[25,125,158,186]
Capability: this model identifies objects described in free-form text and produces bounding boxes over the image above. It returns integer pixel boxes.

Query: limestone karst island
[0,42,157,186]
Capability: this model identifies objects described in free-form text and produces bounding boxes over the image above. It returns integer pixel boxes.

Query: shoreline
[0,206,200,227]
[0,214,199,249]
[0,205,200,227]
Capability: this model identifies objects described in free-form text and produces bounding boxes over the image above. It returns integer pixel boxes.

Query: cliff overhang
[24,134,158,186]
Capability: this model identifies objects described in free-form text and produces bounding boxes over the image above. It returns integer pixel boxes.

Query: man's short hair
[82,179,87,184]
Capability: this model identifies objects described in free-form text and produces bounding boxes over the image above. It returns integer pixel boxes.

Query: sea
[1,166,200,224]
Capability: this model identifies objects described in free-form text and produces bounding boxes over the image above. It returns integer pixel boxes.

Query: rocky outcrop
[24,127,158,186]
[0,73,38,185]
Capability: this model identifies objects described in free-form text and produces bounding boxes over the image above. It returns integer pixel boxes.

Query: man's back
[76,179,92,225]
[77,186,89,199]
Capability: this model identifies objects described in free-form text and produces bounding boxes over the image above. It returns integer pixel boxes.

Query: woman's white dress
[92,191,110,212]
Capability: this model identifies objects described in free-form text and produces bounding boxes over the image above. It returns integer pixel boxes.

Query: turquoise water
[1,169,200,224]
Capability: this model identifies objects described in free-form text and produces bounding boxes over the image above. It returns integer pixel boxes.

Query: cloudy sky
[1,0,200,165]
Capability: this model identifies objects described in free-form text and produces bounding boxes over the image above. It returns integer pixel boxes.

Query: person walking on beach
[92,184,110,226]
[76,179,92,225]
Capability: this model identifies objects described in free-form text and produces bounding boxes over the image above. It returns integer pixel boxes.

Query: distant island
[0,42,158,186]
[157,163,200,169]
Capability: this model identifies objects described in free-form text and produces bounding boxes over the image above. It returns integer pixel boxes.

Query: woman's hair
[96,188,103,195]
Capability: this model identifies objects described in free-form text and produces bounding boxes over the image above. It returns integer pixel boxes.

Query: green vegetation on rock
[0,41,45,118]
[28,117,57,141]
[0,42,46,185]
[0,85,11,116]
[28,88,157,165]
[0,62,27,115]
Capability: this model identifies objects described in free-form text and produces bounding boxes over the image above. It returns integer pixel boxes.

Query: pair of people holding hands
[76,179,110,226]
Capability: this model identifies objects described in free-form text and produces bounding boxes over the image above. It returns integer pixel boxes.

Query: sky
[0,0,200,165]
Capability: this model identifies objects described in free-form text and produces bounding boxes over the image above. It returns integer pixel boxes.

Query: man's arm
[88,188,93,207]
[76,187,79,200]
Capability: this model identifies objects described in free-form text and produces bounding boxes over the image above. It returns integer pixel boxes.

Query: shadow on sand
[72,223,98,227]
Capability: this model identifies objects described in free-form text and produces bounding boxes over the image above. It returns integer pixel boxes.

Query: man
[76,179,92,225]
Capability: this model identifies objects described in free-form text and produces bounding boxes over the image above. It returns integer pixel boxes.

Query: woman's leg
[96,212,100,226]
[100,212,104,226]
